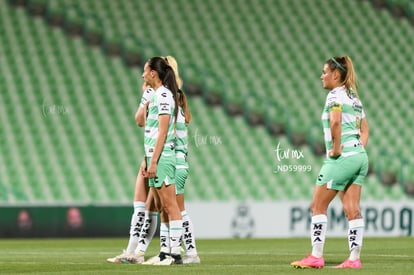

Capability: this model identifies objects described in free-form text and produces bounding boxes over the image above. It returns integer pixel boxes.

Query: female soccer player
[108,57,199,265]
[173,81,200,264]
[106,84,156,264]
[291,56,369,269]
[141,56,183,264]
[138,56,200,265]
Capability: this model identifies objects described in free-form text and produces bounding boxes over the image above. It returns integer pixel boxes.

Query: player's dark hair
[164,55,191,124]
[147,57,179,121]
[178,89,191,124]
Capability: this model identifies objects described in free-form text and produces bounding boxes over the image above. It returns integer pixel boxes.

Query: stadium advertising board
[0,201,412,238]
[187,199,413,238]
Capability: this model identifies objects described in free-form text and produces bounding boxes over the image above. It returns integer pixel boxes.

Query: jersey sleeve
[326,91,342,112]
[361,108,366,119]
[139,88,155,108]
[156,90,174,115]
[355,97,366,119]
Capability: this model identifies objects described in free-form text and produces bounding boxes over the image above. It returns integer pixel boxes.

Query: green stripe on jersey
[144,86,176,156]
[175,107,188,155]
[321,86,365,154]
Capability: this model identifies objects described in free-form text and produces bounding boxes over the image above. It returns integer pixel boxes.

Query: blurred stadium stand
[1,0,413,204]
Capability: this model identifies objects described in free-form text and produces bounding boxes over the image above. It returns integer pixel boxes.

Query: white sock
[159,222,170,254]
[169,219,183,255]
[181,210,198,256]
[311,214,327,258]
[126,201,145,254]
[348,218,364,261]
[135,211,159,254]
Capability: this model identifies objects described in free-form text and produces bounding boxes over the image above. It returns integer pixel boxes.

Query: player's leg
[126,167,148,253]
[123,187,160,264]
[291,159,340,269]
[335,154,368,269]
[291,184,336,269]
[175,166,200,264]
[310,184,337,255]
[334,184,363,269]
[107,164,148,263]
[135,188,160,257]
[144,193,179,266]
[154,183,183,265]
[144,154,183,265]
[177,193,200,264]
[141,190,172,265]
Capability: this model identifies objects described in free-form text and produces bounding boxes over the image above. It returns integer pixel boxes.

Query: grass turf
[0,237,412,274]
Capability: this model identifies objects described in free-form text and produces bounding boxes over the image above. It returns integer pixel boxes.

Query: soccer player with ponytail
[108,56,198,265]
[106,81,156,264]
[140,56,183,265]
[140,56,200,265]
[291,56,369,269]
[168,56,200,264]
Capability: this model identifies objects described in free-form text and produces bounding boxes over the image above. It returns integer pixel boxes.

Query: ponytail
[165,56,183,89]
[163,55,187,123]
[342,56,359,98]
[178,89,192,124]
[163,67,179,122]
[328,56,359,98]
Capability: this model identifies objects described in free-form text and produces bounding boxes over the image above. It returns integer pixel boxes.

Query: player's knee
[162,200,178,215]
[310,202,324,216]
[161,205,170,216]
[343,205,361,220]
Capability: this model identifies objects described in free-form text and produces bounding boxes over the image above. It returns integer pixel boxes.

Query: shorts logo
[326,179,333,189]
[317,174,323,182]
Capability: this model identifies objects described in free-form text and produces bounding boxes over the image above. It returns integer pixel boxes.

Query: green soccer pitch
[0,237,412,274]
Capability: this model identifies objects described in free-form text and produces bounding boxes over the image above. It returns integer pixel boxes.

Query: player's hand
[142,82,151,93]
[328,151,341,158]
[146,162,157,178]
[329,145,343,158]
[140,160,147,177]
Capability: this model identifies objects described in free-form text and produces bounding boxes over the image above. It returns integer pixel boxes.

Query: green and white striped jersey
[321,85,366,157]
[175,106,188,159]
[144,86,176,157]
[139,87,155,108]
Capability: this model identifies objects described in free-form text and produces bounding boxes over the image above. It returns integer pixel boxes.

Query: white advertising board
[186,199,413,238]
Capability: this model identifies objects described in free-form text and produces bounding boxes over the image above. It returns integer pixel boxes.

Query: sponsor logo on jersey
[160,102,170,111]
[328,101,342,111]
[352,102,362,112]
